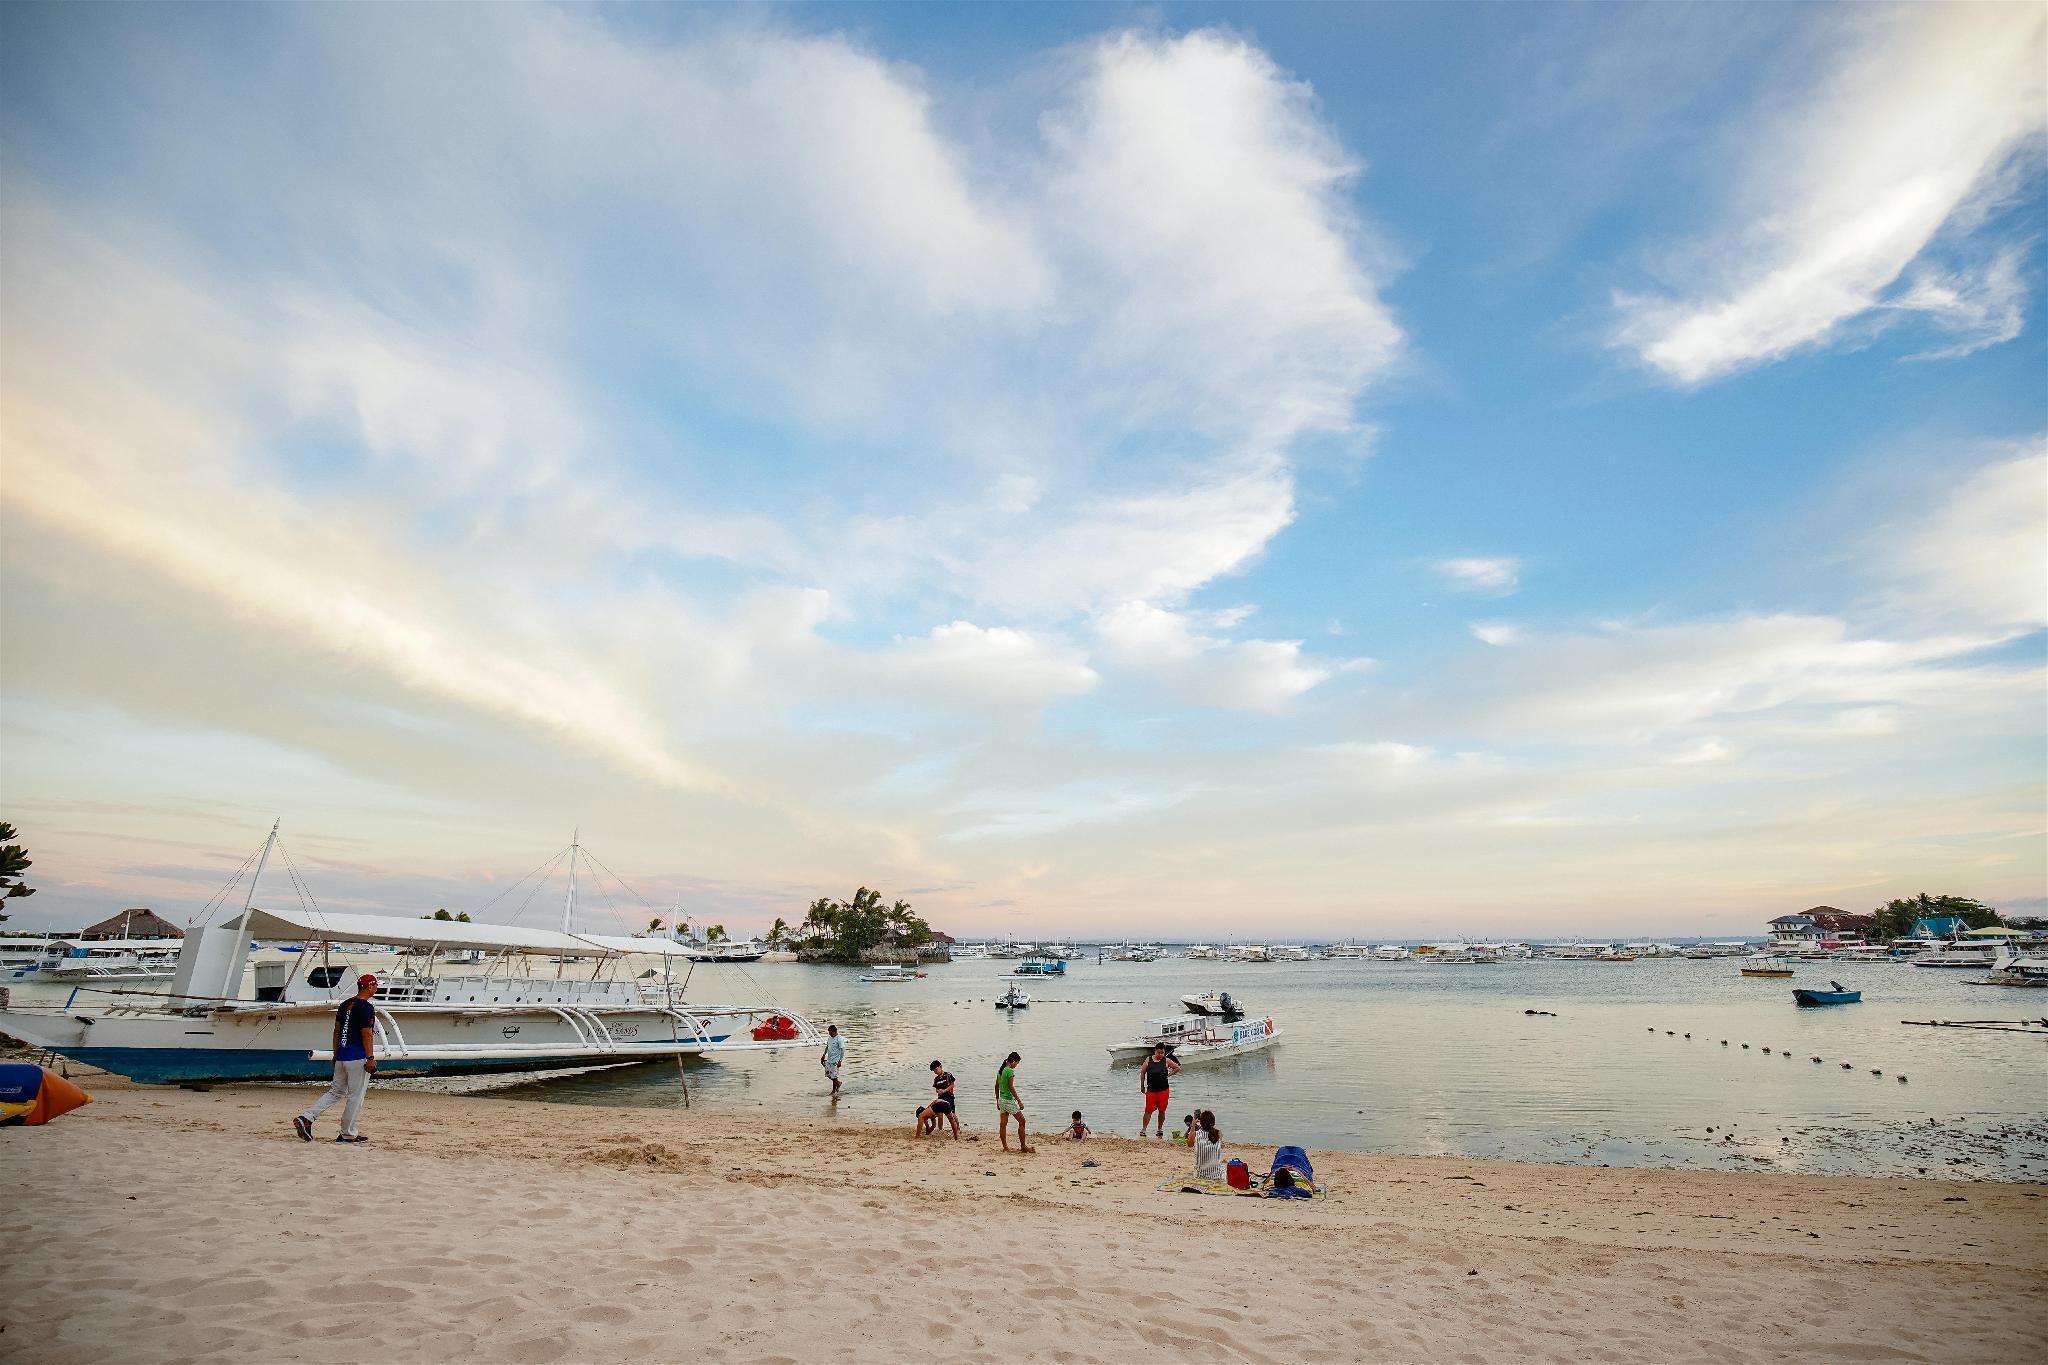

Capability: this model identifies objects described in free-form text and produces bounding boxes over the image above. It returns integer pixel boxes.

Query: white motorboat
[1183,945,1220,960]
[995,984,1031,1009]
[0,827,822,1085]
[1180,990,1247,1017]
[1370,944,1411,961]
[860,965,924,983]
[1227,944,1271,963]
[1108,1014,1282,1065]
[1268,945,1311,962]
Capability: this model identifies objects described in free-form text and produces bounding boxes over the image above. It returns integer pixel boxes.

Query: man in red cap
[294,973,379,1143]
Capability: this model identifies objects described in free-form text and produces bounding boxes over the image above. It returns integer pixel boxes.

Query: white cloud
[1093,601,1334,712]
[1890,246,2031,361]
[1614,3,2045,384]
[1434,557,1522,594]
[1877,443,2048,634]
[882,622,1099,709]
[1471,622,1523,647]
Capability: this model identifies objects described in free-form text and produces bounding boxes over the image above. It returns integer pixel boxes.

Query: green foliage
[0,822,33,923]
[706,924,728,943]
[765,917,790,948]
[423,908,472,923]
[431,908,454,921]
[793,888,933,960]
[1870,893,2003,942]
[648,916,665,934]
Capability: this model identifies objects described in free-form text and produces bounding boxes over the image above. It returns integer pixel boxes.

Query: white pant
[302,1059,369,1136]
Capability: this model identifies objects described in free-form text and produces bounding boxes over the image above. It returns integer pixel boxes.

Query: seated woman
[913,1060,960,1139]
[1192,1109,1223,1182]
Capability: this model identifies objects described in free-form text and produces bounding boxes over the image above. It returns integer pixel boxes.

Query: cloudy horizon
[2,3,2042,941]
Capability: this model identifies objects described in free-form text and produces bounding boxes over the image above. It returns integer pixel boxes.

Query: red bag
[1225,1158,1250,1189]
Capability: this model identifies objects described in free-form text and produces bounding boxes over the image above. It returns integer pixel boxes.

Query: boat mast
[561,828,580,936]
[557,829,578,979]
[214,819,279,1000]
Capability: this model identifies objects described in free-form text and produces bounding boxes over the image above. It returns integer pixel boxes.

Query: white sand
[4,1081,2044,1363]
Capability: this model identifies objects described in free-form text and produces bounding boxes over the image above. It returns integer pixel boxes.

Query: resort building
[78,908,184,941]
[1907,915,1967,942]
[1767,914,1822,951]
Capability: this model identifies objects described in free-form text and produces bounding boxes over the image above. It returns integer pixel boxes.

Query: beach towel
[1155,1171,1331,1201]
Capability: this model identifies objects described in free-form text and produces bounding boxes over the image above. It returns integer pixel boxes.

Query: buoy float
[1839,1062,1852,1069]
[1762,1047,1771,1054]
[1683,1033,1691,1039]
[1870,1070,1882,1077]
[1720,1040,1728,1046]
[1898,1075,1909,1083]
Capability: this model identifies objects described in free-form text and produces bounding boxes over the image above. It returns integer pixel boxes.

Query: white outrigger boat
[1109,1014,1281,1065]
[0,827,823,1086]
[20,938,183,984]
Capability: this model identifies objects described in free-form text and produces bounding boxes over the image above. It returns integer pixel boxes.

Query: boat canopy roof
[228,907,693,958]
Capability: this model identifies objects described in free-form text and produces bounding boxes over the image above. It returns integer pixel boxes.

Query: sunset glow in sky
[2,3,2043,939]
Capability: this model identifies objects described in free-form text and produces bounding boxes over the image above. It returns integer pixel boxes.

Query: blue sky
[1,2,2042,938]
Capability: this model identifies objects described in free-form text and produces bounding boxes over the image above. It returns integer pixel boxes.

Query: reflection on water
[398,957,2048,1179]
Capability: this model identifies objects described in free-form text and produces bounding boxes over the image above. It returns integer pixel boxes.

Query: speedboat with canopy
[0,825,821,1085]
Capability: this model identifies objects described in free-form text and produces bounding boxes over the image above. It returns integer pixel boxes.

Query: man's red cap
[357,973,379,990]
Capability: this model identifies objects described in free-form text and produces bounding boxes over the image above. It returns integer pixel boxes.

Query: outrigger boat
[859,965,924,983]
[0,826,822,1085]
[1739,956,1795,977]
[1108,1014,1281,1065]
[1006,958,1065,977]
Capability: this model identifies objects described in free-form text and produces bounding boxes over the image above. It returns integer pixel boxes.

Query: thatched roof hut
[78,908,185,940]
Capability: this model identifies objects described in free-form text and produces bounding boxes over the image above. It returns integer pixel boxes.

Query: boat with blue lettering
[1108,1014,1282,1065]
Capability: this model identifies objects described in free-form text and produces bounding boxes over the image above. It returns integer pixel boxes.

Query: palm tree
[648,916,666,935]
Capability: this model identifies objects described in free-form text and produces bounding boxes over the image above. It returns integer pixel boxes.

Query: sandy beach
[4,1079,2044,1364]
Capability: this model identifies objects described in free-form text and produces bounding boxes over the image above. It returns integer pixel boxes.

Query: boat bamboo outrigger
[0,826,823,1085]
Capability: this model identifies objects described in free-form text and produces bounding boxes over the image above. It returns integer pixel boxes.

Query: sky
[1,2,2043,941]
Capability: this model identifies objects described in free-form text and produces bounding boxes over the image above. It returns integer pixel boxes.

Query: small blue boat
[1793,980,1862,1007]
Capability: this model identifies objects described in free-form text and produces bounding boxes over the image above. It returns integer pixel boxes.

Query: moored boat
[995,984,1030,1009]
[1739,956,1795,977]
[860,965,924,983]
[1006,957,1066,977]
[1792,981,1862,1006]
[1108,1014,1281,1065]
[1180,990,1245,1017]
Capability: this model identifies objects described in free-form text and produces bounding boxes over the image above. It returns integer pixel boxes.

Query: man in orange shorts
[1139,1043,1180,1136]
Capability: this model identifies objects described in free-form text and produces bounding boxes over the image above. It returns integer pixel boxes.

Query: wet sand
[5,1079,2045,1363]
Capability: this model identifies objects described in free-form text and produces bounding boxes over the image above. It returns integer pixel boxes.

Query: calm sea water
[431,956,2048,1180]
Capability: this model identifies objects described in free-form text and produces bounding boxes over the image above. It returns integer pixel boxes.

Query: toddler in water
[1065,1110,1091,1140]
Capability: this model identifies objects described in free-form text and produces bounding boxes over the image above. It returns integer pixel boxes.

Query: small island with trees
[786,887,948,965]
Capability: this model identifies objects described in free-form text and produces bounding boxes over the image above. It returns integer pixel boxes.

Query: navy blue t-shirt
[334,997,376,1062]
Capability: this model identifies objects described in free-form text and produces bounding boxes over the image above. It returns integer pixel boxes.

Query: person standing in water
[294,973,378,1144]
[821,1023,845,1098]
[995,1051,1033,1153]
[1138,1043,1180,1136]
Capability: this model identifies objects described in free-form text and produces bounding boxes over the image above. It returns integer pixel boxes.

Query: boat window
[307,966,348,988]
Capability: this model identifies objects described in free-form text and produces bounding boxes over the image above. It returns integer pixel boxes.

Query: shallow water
[429,955,2048,1180]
